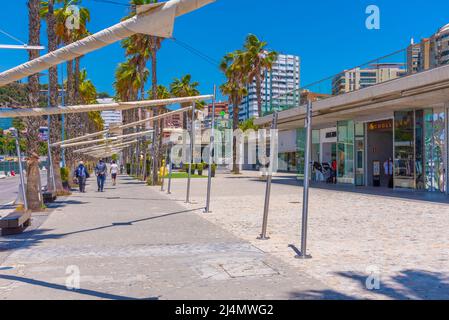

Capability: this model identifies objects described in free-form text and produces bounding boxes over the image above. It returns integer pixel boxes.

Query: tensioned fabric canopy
[50,104,196,146]
[0,95,212,118]
[0,0,214,87]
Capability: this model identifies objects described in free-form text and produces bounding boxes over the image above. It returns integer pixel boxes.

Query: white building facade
[98,98,123,129]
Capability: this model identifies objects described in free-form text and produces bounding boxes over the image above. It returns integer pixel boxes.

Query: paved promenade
[0,175,335,300]
[166,171,449,300]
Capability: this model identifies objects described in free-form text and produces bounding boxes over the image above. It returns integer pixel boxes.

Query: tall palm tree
[148,84,171,184]
[40,0,65,194]
[220,51,248,174]
[243,34,278,117]
[169,74,200,129]
[25,0,44,210]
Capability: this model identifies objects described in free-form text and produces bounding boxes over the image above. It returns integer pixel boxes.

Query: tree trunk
[256,70,263,118]
[46,0,64,194]
[232,96,240,174]
[25,0,43,211]
[151,47,159,185]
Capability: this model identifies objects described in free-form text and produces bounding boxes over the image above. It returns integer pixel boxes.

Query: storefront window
[394,111,415,189]
[312,130,320,163]
[337,120,354,184]
[432,108,446,193]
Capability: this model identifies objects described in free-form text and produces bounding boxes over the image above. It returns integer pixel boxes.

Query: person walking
[95,159,107,192]
[110,160,119,186]
[75,161,89,193]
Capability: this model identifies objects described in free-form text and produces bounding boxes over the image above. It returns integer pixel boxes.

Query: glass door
[337,120,355,184]
[355,123,365,186]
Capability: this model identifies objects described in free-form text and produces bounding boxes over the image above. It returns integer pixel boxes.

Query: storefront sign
[368,120,393,131]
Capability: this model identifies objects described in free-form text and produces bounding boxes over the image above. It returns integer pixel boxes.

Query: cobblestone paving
[165,171,449,300]
[0,175,336,300]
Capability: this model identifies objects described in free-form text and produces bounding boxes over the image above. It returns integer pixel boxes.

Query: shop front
[295,106,448,194]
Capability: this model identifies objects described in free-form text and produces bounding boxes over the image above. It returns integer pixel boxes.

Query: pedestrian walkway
[0,175,337,300]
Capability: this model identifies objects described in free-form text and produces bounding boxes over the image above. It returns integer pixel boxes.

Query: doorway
[367,119,394,187]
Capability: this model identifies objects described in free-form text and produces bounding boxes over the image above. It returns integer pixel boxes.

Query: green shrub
[60,167,69,183]
[197,163,204,175]
[183,163,189,173]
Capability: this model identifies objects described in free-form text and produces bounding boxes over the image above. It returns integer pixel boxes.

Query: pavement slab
[0,175,336,300]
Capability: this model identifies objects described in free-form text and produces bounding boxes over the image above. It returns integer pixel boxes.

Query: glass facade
[296,128,306,179]
[337,120,355,184]
[394,111,415,189]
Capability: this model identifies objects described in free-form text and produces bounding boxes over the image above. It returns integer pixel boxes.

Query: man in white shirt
[110,160,119,186]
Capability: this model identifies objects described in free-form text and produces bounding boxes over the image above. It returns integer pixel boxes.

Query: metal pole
[167,143,173,194]
[12,129,28,211]
[160,147,168,191]
[205,85,216,213]
[186,102,196,203]
[60,63,66,168]
[258,112,278,240]
[297,100,313,259]
[47,137,56,193]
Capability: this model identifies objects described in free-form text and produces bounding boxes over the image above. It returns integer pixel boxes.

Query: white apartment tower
[234,53,300,121]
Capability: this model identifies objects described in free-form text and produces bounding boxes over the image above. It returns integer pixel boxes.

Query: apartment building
[332,63,406,95]
[232,53,300,121]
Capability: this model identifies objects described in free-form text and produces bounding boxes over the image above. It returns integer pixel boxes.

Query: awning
[0,0,214,87]
[0,95,212,118]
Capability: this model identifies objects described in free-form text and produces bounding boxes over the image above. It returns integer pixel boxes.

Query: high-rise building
[332,63,406,95]
[232,53,300,121]
[407,23,449,74]
[98,98,122,129]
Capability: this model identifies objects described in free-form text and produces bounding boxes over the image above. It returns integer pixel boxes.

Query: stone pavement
[0,175,337,300]
[165,171,449,300]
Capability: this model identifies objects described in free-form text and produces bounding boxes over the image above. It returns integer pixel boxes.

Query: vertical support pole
[205,86,216,213]
[167,143,173,194]
[258,111,278,240]
[186,102,196,203]
[60,63,66,168]
[297,100,313,259]
[47,138,56,193]
[160,147,168,191]
[12,129,28,212]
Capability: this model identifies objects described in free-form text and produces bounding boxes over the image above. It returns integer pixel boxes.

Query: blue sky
[1,0,449,99]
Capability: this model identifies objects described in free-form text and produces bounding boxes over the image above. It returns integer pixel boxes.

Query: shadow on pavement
[248,175,449,205]
[0,274,159,300]
[0,207,204,252]
[289,269,449,300]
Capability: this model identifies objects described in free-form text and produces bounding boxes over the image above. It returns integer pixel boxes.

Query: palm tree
[243,34,278,117]
[148,84,171,184]
[220,51,248,174]
[24,0,44,211]
[169,74,200,129]
[40,0,65,194]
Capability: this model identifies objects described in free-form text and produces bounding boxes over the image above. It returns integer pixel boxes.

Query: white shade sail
[0,95,212,118]
[60,130,154,148]
[0,0,214,87]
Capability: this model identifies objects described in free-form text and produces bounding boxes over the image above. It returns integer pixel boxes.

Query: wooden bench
[0,211,31,236]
